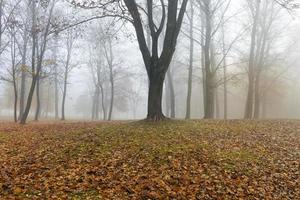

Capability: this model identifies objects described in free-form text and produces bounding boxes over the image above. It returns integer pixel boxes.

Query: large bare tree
[124,0,188,120]
[76,0,188,120]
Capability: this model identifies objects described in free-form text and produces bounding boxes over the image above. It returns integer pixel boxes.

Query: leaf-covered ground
[0,120,299,199]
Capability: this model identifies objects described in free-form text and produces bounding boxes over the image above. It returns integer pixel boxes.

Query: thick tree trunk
[147,71,166,121]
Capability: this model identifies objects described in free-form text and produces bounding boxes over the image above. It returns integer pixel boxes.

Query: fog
[1,0,300,122]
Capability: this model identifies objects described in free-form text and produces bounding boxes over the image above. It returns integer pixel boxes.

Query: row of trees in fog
[0,0,298,122]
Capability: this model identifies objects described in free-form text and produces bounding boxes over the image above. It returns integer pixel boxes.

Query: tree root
[143,114,171,122]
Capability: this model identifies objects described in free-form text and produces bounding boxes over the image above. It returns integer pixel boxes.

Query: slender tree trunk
[165,82,170,117]
[203,0,214,119]
[223,62,228,120]
[254,70,263,119]
[215,87,220,119]
[0,0,2,53]
[20,0,55,124]
[91,91,96,120]
[34,76,40,121]
[244,0,261,119]
[53,33,59,119]
[91,87,100,120]
[201,40,206,114]
[95,87,100,120]
[45,82,50,118]
[168,71,176,118]
[185,2,194,119]
[221,25,228,120]
[261,93,267,119]
[21,75,37,124]
[201,49,206,113]
[204,73,214,119]
[10,28,18,123]
[19,36,28,120]
[20,2,37,124]
[99,83,106,120]
[13,68,18,123]
[108,67,114,121]
[61,71,68,120]
[54,67,59,119]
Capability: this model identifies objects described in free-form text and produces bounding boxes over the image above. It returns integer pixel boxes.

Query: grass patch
[0,120,299,199]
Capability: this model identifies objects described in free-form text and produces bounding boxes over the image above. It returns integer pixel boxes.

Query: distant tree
[195,0,234,119]
[185,1,194,119]
[61,29,77,121]
[20,0,56,124]
[0,17,21,122]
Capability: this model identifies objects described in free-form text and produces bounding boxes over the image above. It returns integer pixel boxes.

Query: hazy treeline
[0,0,299,122]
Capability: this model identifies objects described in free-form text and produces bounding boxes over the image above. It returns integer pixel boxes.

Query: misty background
[1,0,300,121]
